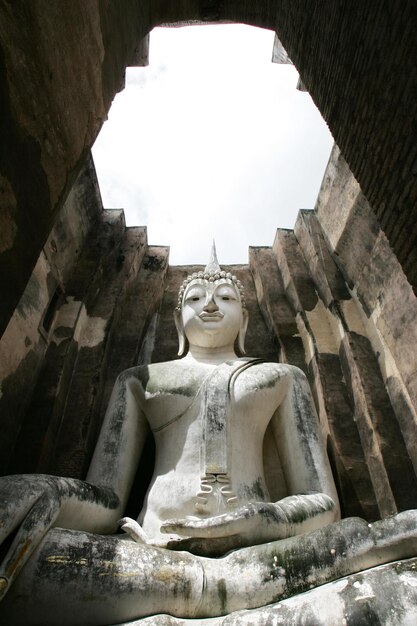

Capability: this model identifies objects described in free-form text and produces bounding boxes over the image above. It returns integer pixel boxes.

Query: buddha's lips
[199,312,224,321]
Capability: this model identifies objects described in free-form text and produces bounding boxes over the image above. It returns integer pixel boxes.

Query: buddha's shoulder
[116,359,307,395]
[240,360,307,388]
[117,359,207,397]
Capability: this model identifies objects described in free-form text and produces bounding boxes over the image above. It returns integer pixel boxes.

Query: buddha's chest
[141,361,286,435]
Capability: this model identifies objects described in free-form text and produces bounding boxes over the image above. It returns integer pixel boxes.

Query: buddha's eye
[191,296,200,301]
[221,296,230,301]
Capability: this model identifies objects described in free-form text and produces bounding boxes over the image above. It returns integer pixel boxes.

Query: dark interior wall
[0,156,109,474]
[316,145,417,417]
[0,2,416,340]
[269,2,417,290]
[0,0,150,337]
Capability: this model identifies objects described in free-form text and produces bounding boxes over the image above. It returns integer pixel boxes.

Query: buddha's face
[180,279,246,350]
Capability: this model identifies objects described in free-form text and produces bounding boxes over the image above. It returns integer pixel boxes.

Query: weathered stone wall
[1,214,153,479]
[1,2,416,340]
[0,1,150,336]
[0,155,104,473]
[270,3,417,290]
[249,145,417,521]
[316,146,417,432]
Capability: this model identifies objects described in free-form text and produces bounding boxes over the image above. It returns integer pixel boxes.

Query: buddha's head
[174,243,249,356]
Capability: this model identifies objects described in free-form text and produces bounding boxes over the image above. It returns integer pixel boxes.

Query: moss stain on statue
[217,578,228,614]
[238,478,267,501]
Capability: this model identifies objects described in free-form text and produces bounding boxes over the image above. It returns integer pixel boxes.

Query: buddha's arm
[0,370,148,600]
[270,365,340,524]
[211,366,340,543]
[86,369,148,513]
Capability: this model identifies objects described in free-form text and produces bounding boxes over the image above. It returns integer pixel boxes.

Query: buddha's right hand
[119,517,149,543]
[162,493,338,555]
[0,474,120,602]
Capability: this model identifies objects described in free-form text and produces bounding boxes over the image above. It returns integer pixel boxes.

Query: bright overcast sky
[92,25,333,265]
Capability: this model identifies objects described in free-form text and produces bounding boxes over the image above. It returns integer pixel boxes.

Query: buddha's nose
[203,294,219,312]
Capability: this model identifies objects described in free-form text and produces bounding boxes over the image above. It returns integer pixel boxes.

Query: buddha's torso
[131,358,290,542]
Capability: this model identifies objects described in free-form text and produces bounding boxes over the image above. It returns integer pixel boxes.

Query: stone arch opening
[0,3,416,337]
[92,24,333,264]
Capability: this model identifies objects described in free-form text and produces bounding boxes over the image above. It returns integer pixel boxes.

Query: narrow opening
[92,25,333,264]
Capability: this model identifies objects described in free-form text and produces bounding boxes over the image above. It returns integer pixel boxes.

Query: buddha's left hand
[161,493,337,554]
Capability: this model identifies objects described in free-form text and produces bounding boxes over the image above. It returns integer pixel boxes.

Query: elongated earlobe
[237,309,249,354]
[174,310,187,356]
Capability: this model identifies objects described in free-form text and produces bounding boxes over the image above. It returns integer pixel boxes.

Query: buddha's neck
[185,344,238,366]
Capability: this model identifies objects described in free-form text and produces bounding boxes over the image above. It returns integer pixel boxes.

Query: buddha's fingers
[162,496,336,543]
[119,517,149,543]
[0,489,60,602]
[161,506,261,539]
[165,533,243,556]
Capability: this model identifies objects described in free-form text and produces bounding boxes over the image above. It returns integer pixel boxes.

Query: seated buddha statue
[0,246,416,625]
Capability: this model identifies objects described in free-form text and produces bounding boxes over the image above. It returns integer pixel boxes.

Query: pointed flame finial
[204,240,221,275]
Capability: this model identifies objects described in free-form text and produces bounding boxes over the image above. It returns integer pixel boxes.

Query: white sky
[92,25,333,265]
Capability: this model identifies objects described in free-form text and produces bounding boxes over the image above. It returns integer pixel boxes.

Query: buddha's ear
[174,309,187,356]
[237,309,249,355]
